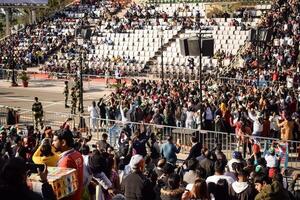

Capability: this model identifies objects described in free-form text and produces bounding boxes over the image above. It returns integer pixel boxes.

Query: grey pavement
[0,79,113,113]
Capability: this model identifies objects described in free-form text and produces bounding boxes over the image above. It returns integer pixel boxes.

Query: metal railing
[1,106,300,169]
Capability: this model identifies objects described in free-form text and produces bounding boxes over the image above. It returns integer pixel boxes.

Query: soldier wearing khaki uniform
[63,81,70,108]
[32,97,43,129]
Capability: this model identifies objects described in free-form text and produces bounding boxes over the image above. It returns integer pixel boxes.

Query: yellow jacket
[32,145,59,167]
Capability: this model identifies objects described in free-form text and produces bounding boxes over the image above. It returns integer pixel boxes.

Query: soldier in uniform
[32,97,43,129]
[71,87,77,114]
[63,81,70,108]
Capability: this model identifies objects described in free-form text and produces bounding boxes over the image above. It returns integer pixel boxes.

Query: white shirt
[88,106,99,118]
[287,76,293,88]
[265,154,277,168]
[186,111,194,122]
[270,115,280,131]
[248,111,263,135]
[206,174,235,185]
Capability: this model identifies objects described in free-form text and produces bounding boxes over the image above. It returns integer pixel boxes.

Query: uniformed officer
[63,81,70,108]
[32,97,43,129]
[71,87,77,114]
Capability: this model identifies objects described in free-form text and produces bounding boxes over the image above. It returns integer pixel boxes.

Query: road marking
[2,97,59,104]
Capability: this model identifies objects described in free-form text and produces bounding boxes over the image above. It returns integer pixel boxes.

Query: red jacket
[57,149,83,200]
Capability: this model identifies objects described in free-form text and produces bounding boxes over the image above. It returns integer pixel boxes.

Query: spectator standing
[88,101,100,133]
[182,178,210,200]
[32,97,44,130]
[206,160,234,185]
[96,133,112,152]
[228,169,256,200]
[160,174,184,200]
[52,130,83,200]
[63,81,70,108]
[32,138,59,167]
[160,136,181,164]
[185,136,202,162]
[122,154,154,200]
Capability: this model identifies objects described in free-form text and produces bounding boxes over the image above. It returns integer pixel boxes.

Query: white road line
[2,97,59,104]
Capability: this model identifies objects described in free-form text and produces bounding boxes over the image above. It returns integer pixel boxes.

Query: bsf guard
[32,97,43,129]
[71,87,77,114]
[63,81,70,108]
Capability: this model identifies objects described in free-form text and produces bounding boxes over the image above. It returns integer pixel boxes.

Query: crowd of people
[223,0,300,87]
[0,117,300,200]
[1,0,300,199]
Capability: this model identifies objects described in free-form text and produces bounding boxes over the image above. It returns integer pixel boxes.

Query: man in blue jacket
[160,136,181,164]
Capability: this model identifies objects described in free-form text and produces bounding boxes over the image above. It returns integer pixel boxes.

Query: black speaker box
[179,37,214,57]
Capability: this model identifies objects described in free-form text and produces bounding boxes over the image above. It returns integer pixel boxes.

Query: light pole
[160,27,164,80]
[79,49,84,113]
[197,29,213,129]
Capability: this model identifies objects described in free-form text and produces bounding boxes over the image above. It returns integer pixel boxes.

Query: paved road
[0,79,112,113]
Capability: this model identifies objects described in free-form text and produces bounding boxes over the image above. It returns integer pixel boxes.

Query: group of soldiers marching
[63,77,81,115]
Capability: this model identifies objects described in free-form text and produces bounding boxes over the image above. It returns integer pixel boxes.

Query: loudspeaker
[82,28,92,40]
[248,29,256,42]
[179,38,189,56]
[202,38,214,57]
[179,37,214,57]
[248,28,272,42]
[75,28,92,40]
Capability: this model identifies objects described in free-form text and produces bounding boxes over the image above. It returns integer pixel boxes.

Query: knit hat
[269,147,275,154]
[129,154,144,170]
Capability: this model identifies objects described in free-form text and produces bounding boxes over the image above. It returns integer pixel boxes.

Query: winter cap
[129,154,144,170]
[232,151,242,159]
[269,147,275,154]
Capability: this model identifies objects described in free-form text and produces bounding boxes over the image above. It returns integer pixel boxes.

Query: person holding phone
[32,138,59,167]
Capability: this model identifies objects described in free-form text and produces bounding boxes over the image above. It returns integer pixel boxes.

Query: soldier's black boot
[65,105,70,108]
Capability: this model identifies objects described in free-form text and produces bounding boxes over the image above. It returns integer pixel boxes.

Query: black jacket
[160,188,185,200]
[122,171,154,200]
[228,181,257,200]
[185,142,202,161]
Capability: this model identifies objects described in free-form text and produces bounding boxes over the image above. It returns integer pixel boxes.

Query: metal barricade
[1,107,300,169]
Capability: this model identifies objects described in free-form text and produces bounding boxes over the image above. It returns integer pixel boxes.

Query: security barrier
[1,106,300,169]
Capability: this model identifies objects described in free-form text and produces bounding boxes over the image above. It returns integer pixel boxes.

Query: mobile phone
[26,162,45,173]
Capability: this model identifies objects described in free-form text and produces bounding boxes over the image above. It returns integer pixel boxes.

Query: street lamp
[79,47,85,114]
[160,27,164,80]
[179,28,214,130]
[196,30,213,128]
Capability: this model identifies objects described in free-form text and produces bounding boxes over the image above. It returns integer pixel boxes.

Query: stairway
[145,27,185,75]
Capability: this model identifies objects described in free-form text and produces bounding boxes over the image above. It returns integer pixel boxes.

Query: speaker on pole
[179,37,214,57]
[202,38,214,57]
